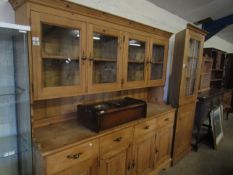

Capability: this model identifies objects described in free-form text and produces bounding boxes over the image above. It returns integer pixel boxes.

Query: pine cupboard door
[132,132,155,175]
[99,146,132,175]
[179,30,204,105]
[173,102,196,161]
[86,24,123,93]
[123,33,150,89]
[31,11,87,100]
[148,38,169,86]
[155,125,173,167]
[54,158,98,175]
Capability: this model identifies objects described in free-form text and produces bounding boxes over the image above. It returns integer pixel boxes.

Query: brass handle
[81,50,87,61]
[132,160,135,169]
[89,53,94,61]
[114,137,122,142]
[127,163,131,171]
[67,152,83,160]
[144,126,150,130]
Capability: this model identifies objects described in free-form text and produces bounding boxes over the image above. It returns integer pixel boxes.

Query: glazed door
[180,30,204,105]
[87,24,123,93]
[132,133,155,175]
[123,33,150,89]
[31,12,87,100]
[155,125,173,168]
[148,38,168,86]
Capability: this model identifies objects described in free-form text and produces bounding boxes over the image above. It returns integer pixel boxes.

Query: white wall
[0,0,15,23]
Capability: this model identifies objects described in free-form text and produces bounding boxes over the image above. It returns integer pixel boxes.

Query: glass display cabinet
[0,23,32,175]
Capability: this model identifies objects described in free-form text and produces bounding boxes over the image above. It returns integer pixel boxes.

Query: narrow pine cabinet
[169,24,207,163]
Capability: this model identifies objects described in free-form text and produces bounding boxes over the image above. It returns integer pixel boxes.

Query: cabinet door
[31,12,87,100]
[155,125,173,167]
[123,33,150,89]
[132,132,155,175]
[148,38,168,86]
[87,24,123,93]
[179,30,204,105]
[173,102,196,162]
[100,146,132,175]
[55,158,98,175]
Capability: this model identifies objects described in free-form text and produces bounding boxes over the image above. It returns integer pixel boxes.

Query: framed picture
[210,105,224,149]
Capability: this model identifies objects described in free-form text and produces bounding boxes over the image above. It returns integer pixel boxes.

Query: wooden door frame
[31,11,87,100]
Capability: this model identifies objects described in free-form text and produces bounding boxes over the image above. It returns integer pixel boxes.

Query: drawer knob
[114,137,122,142]
[67,153,83,160]
[144,126,150,130]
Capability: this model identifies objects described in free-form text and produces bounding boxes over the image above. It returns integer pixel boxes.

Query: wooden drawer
[46,139,99,175]
[134,118,156,138]
[157,112,175,129]
[100,127,133,155]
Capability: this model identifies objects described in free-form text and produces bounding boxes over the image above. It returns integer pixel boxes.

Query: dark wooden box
[77,97,147,132]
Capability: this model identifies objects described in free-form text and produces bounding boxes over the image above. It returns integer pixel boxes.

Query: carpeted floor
[160,114,233,175]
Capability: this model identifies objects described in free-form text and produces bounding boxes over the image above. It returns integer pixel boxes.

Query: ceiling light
[93,36,101,40]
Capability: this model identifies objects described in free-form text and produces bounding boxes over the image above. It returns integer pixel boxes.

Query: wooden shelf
[128,60,144,64]
[198,87,210,93]
[211,78,223,82]
[212,69,223,72]
[201,72,210,76]
[42,54,79,60]
[151,61,163,64]
[94,58,117,62]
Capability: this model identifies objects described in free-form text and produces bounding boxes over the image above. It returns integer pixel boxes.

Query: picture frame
[210,105,224,149]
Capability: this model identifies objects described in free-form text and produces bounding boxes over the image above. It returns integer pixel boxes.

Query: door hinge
[121,78,124,85]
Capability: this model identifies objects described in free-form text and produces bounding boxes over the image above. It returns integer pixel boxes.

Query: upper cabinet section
[12,0,172,100]
[169,24,207,107]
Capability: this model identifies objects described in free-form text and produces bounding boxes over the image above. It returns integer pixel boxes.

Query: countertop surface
[33,103,175,156]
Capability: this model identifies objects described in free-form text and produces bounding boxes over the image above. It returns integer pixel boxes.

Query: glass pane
[42,24,80,59]
[128,63,144,81]
[128,39,145,81]
[93,61,117,83]
[185,39,200,96]
[93,32,118,60]
[151,44,164,80]
[151,64,163,80]
[43,59,80,87]
[92,32,118,84]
